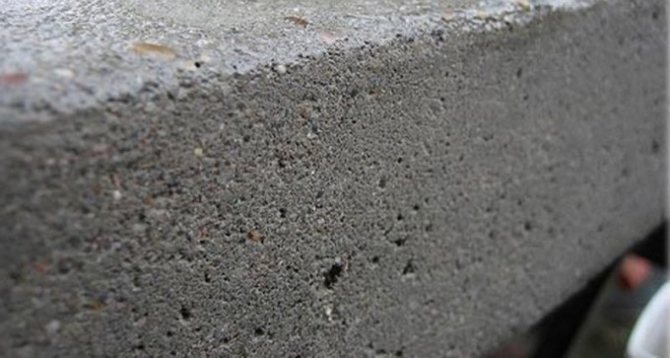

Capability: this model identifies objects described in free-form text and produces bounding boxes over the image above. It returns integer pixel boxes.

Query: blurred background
[487,224,667,358]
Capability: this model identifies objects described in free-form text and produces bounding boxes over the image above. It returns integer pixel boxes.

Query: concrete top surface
[0,0,592,120]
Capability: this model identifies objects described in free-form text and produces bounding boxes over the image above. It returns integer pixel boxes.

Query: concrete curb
[0,0,666,356]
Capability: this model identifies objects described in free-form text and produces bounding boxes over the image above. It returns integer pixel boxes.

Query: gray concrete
[0,0,666,356]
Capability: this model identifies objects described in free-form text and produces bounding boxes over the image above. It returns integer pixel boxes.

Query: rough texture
[0,0,666,357]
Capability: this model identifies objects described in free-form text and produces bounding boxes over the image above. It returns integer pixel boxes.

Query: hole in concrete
[524,221,533,231]
[134,342,145,351]
[194,61,202,68]
[652,139,660,153]
[254,327,265,336]
[180,305,192,320]
[393,237,406,247]
[425,223,434,232]
[279,208,287,218]
[371,256,380,264]
[378,177,387,188]
[402,260,416,275]
[396,213,403,221]
[324,262,343,289]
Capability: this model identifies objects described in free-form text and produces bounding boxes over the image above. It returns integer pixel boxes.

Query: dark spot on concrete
[393,237,406,247]
[431,29,445,42]
[652,7,660,20]
[324,262,343,289]
[652,139,660,153]
[180,305,192,320]
[378,176,387,188]
[254,327,265,336]
[402,260,415,275]
[425,223,433,232]
[371,256,380,263]
[524,221,532,231]
[516,67,523,78]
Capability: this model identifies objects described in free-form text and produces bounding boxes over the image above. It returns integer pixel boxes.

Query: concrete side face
[0,1,666,357]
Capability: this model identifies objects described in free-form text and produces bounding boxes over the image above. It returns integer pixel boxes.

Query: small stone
[319,31,337,45]
[54,68,75,78]
[194,147,204,157]
[442,11,456,21]
[0,72,28,86]
[473,10,490,20]
[45,320,61,335]
[325,305,333,321]
[112,190,122,200]
[131,42,176,59]
[515,0,531,11]
[275,64,287,74]
[284,15,309,28]
[247,230,264,243]
[144,102,157,113]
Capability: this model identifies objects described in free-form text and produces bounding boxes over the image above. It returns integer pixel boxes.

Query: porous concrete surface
[0,0,666,356]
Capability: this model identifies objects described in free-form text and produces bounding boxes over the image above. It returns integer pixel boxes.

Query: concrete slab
[0,0,666,356]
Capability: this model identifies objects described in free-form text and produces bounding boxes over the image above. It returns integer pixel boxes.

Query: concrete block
[0,0,666,356]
